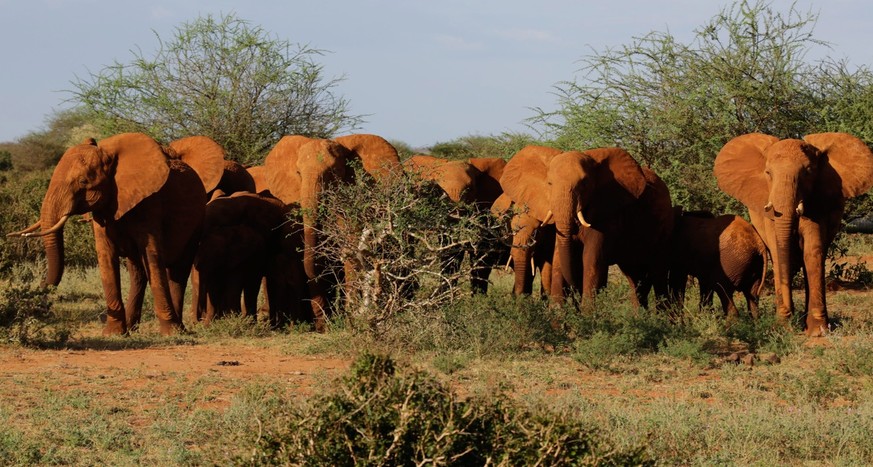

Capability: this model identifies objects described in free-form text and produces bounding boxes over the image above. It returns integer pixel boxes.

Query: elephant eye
[79,178,89,186]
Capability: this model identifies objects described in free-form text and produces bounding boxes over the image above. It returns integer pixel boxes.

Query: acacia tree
[70,13,362,164]
[532,0,873,213]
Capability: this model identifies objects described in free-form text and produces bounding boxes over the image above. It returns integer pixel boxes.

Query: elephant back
[334,134,402,182]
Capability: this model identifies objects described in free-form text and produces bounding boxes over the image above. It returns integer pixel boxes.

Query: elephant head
[502,146,647,289]
[20,133,171,286]
[714,132,873,331]
[403,155,480,203]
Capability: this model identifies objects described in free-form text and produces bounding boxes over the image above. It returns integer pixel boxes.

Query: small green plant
[250,352,650,465]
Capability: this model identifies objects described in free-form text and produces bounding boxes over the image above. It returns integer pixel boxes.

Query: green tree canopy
[70,13,362,165]
[532,0,873,213]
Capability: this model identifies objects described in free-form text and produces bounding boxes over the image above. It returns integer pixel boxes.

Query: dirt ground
[0,343,350,411]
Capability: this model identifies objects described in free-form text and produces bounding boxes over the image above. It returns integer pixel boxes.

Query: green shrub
[0,276,65,345]
[250,352,650,465]
[0,169,96,276]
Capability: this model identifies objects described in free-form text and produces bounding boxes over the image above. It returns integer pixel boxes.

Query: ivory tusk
[7,221,41,237]
[764,201,773,212]
[577,210,591,228]
[23,216,69,237]
[796,200,804,216]
[541,210,553,225]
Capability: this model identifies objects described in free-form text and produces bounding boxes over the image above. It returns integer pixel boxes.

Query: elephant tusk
[7,221,41,237]
[577,210,591,228]
[23,216,69,237]
[796,200,804,216]
[541,210,553,225]
[764,201,773,212]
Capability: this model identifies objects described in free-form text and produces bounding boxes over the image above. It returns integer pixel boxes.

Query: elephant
[263,134,402,330]
[714,132,873,336]
[500,145,674,307]
[668,208,768,319]
[191,191,310,327]
[8,133,224,335]
[402,155,511,293]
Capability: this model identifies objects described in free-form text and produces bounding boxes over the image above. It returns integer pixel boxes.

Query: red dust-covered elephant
[8,133,225,335]
[714,132,873,336]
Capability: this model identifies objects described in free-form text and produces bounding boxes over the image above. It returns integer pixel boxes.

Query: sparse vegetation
[3,1,873,465]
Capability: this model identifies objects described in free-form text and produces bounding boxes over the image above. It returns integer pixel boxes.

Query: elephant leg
[142,235,184,335]
[124,257,147,331]
[799,220,828,336]
[715,284,739,321]
[743,288,760,320]
[166,247,197,328]
[241,273,262,320]
[580,230,607,304]
[622,273,643,309]
[93,225,126,335]
[698,282,714,310]
[258,277,271,320]
[189,266,206,323]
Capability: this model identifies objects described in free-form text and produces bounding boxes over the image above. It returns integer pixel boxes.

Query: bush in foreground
[250,352,650,466]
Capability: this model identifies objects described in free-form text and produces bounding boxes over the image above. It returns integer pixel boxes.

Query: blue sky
[1,0,872,148]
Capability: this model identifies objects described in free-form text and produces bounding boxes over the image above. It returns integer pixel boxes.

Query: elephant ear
[713,133,777,210]
[263,135,312,204]
[583,147,646,202]
[97,133,170,220]
[803,132,873,199]
[334,134,402,181]
[469,157,506,206]
[500,145,562,221]
[166,136,226,193]
[245,165,270,194]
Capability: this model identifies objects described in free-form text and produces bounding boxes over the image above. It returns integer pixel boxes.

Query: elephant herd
[8,130,873,338]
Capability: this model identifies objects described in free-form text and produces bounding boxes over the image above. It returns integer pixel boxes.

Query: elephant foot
[102,319,127,336]
[158,320,183,336]
[805,317,829,337]
[314,316,327,333]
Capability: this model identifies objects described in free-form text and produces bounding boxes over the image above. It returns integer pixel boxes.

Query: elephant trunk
[300,177,328,328]
[38,193,72,287]
[554,193,578,292]
[770,186,800,318]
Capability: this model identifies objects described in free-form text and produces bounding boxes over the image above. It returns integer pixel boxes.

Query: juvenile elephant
[714,132,873,336]
[264,134,402,330]
[668,208,768,319]
[9,133,224,335]
[500,146,674,307]
[191,191,309,327]
[402,155,510,293]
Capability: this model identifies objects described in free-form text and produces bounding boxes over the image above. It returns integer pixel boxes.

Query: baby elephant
[668,208,768,320]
